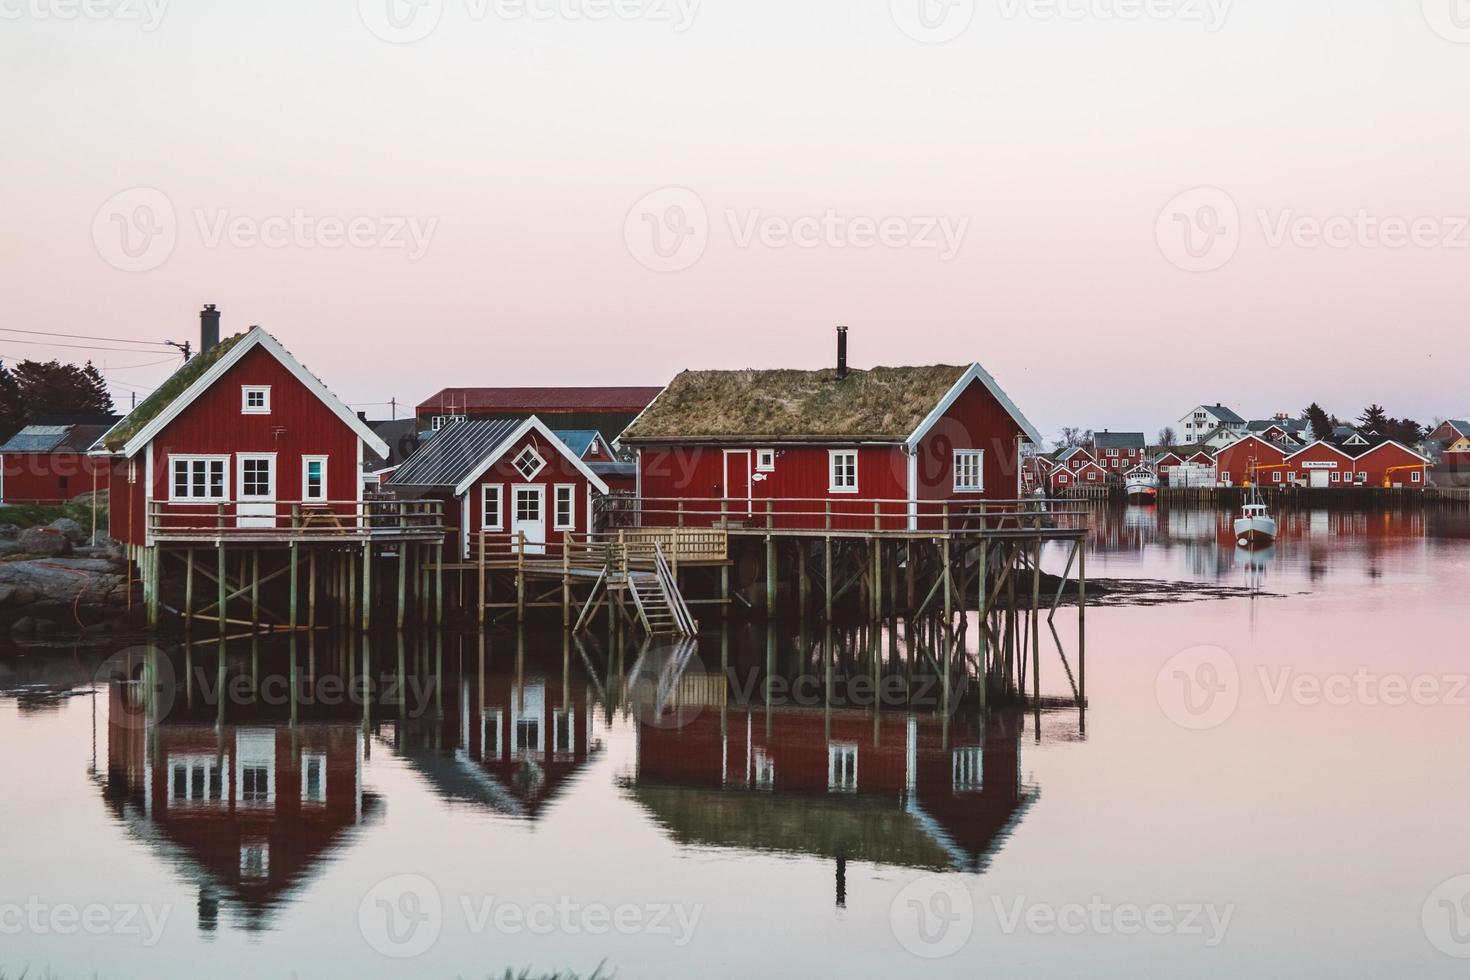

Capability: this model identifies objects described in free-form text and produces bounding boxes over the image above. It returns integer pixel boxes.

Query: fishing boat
[1123,465,1159,502]
[1233,487,1277,546]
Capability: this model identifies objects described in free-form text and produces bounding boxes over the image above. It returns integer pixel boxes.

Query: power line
[0,327,173,348]
[0,336,178,356]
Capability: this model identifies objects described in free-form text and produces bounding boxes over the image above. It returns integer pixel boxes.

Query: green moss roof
[101,332,248,451]
[620,365,968,443]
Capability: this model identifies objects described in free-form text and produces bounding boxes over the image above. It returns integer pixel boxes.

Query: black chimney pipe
[836,326,848,380]
[200,304,220,354]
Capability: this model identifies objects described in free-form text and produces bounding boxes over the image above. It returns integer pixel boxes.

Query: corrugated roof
[0,424,111,454]
[388,418,521,488]
[620,365,970,443]
[417,387,662,416]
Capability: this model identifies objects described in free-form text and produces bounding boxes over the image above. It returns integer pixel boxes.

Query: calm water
[3,503,1470,978]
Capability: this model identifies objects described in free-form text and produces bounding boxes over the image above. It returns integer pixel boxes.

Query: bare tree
[1055,426,1092,451]
[1157,426,1177,447]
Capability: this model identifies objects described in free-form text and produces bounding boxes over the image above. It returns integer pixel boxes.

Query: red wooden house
[1349,439,1432,487]
[1092,431,1146,475]
[0,422,114,504]
[620,333,1042,531]
[1214,435,1287,487]
[1282,440,1360,486]
[388,417,609,559]
[1056,445,1095,471]
[1051,458,1107,492]
[92,314,389,549]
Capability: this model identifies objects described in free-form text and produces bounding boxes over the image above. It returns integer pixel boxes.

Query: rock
[31,619,59,635]
[18,527,70,557]
[11,617,34,633]
[0,585,12,607]
[0,541,21,557]
[0,524,19,540]
[47,518,86,545]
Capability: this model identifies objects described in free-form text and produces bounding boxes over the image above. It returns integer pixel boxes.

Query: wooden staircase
[624,545,697,636]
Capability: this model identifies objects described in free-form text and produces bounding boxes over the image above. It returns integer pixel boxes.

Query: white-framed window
[1107,448,1119,457]
[1272,471,1282,483]
[431,414,466,431]
[512,713,543,756]
[240,843,269,879]
[235,731,275,807]
[168,755,223,803]
[953,747,983,792]
[756,449,776,472]
[1086,470,1098,482]
[1357,471,1367,482]
[828,743,858,792]
[513,446,545,480]
[301,456,328,502]
[301,753,327,804]
[1330,472,1340,483]
[481,709,503,758]
[481,484,504,530]
[169,455,229,502]
[553,484,575,530]
[1288,472,1298,482]
[753,749,775,788]
[828,450,858,494]
[241,386,271,414]
[953,450,985,492]
[552,709,575,755]
[237,454,276,500]
[1412,471,1423,483]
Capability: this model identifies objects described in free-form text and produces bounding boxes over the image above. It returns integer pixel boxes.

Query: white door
[511,485,546,555]
[236,455,277,528]
[1309,469,1331,489]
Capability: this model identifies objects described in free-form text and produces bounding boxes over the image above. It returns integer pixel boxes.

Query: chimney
[836,326,849,381]
[200,304,220,354]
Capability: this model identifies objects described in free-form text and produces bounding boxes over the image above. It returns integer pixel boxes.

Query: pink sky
[2,0,1467,440]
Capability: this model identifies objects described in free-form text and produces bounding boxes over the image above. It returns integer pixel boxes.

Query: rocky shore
[0,519,133,634]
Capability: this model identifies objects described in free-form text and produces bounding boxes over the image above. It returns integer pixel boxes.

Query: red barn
[0,422,113,503]
[620,338,1043,532]
[92,316,389,550]
[1352,440,1431,487]
[1214,435,1287,487]
[388,417,608,560]
[1284,440,1363,487]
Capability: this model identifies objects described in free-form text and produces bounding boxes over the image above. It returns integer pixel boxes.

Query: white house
[1178,404,1245,444]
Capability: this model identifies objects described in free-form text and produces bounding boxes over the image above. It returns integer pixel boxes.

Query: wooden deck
[146,498,445,544]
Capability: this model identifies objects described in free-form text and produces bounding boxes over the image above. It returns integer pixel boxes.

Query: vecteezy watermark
[889,0,976,44]
[1155,645,1239,730]
[1421,0,1470,44]
[0,899,171,947]
[1155,187,1240,273]
[1158,187,1470,272]
[358,874,703,959]
[0,0,168,30]
[890,876,975,958]
[357,0,699,43]
[93,188,438,271]
[996,0,1231,31]
[1423,874,1470,958]
[624,187,969,272]
[991,896,1235,947]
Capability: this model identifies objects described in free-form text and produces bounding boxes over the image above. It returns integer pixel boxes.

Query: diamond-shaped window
[513,446,545,480]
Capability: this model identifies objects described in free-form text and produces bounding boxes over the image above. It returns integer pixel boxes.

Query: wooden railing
[653,543,698,634]
[593,494,1086,535]
[147,499,444,540]
[466,528,729,568]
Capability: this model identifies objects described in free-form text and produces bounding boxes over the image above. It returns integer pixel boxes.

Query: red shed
[1352,439,1431,487]
[92,322,389,549]
[620,340,1043,532]
[387,416,609,560]
[1284,440,1361,487]
[1051,458,1107,491]
[0,423,113,504]
[1214,435,1287,487]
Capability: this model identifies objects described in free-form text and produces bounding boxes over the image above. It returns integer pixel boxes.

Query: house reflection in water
[99,652,380,933]
[385,637,602,820]
[630,704,1036,891]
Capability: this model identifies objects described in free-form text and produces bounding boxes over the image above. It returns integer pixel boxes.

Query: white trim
[553,483,576,530]
[904,363,1044,451]
[452,416,610,497]
[755,449,776,473]
[953,449,985,493]
[481,483,504,530]
[241,385,271,415]
[167,454,231,503]
[301,455,329,502]
[106,328,390,460]
[1284,439,1358,463]
[906,448,918,531]
[511,445,547,480]
[1350,439,1433,464]
[828,449,859,494]
[144,442,154,547]
[723,449,753,516]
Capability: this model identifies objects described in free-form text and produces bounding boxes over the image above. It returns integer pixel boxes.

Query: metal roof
[0,424,111,454]
[388,418,522,488]
[1200,404,1245,425]
[553,429,601,458]
[417,387,662,416]
[1092,431,1145,450]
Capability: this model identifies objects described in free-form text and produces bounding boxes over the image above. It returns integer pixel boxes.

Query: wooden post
[823,536,833,621]
[289,543,299,631]
[217,542,227,637]
[562,543,571,628]
[361,543,372,632]
[250,550,261,630]
[798,541,809,619]
[1032,534,1042,707]
[396,542,407,630]
[1078,541,1086,711]
[941,535,952,631]
[146,546,159,628]
[765,534,777,617]
[436,543,445,627]
[308,548,318,631]
[184,547,195,630]
[516,532,526,622]
[478,532,487,627]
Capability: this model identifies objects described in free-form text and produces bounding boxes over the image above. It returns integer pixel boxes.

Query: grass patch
[101,331,247,451]
[0,497,107,535]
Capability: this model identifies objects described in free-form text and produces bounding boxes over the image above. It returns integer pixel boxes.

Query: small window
[431,414,466,431]
[482,484,503,530]
[301,754,326,803]
[238,455,274,499]
[302,457,328,502]
[828,744,858,792]
[829,450,858,494]
[953,450,985,492]
[1289,472,1298,482]
[1412,471,1422,483]
[953,747,983,792]
[241,386,271,414]
[554,485,575,530]
[1272,471,1282,483]
[1330,472,1340,483]
[1087,470,1098,482]
[756,449,776,472]
[513,446,545,480]
[1358,471,1367,482]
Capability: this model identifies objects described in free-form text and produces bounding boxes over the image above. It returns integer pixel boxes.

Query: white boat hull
[1234,514,1277,544]
[1124,475,1159,501]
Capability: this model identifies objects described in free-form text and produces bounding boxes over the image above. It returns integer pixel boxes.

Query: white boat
[1233,492,1277,546]
[1124,466,1159,502]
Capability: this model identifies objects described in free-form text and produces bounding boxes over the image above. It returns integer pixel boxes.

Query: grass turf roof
[101,331,248,451]
[620,365,969,442]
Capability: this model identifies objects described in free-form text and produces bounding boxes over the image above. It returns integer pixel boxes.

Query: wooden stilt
[397,543,407,631]
[217,542,227,637]
[435,543,444,627]
[289,543,300,630]
[823,536,833,621]
[251,551,261,630]
[361,543,372,632]
[308,549,317,631]
[184,547,195,630]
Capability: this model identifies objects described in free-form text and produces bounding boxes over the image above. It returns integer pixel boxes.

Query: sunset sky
[3,0,1467,440]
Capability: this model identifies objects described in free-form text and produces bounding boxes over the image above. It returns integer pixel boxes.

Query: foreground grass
[0,498,106,534]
